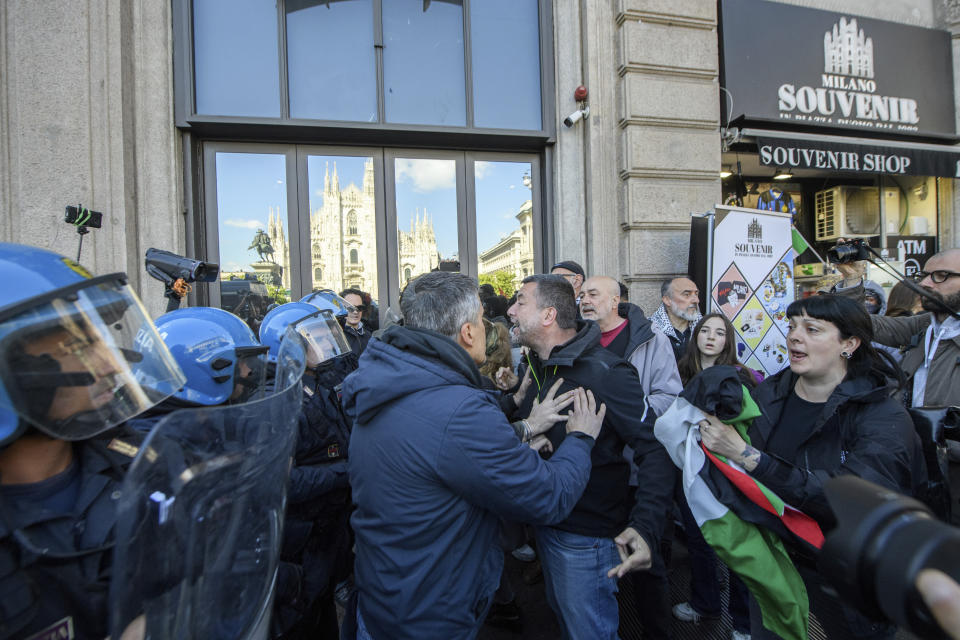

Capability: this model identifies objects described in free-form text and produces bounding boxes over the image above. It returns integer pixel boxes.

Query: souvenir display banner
[710,206,796,377]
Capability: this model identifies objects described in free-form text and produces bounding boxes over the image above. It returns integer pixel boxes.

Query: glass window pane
[383,1,466,126]
[475,162,534,297]
[286,0,377,122]
[394,158,459,290]
[471,0,541,130]
[194,0,281,117]
[215,153,291,332]
[306,156,380,300]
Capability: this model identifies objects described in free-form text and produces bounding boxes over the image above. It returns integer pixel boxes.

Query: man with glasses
[340,288,371,356]
[836,248,960,408]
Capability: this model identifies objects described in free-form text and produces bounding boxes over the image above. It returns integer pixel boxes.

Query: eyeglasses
[913,270,960,284]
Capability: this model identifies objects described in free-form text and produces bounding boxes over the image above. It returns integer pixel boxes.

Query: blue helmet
[299,289,354,317]
[259,302,351,368]
[0,243,186,446]
[259,302,319,364]
[155,307,269,406]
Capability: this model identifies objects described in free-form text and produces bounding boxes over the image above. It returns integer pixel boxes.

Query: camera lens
[820,476,960,639]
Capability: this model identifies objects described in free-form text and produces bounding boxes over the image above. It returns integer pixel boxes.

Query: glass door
[203,145,299,333]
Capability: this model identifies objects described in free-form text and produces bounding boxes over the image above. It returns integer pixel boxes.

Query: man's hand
[836,260,867,287]
[526,378,576,436]
[607,527,651,578]
[507,367,534,405]
[917,569,960,639]
[564,388,605,440]
[529,434,553,454]
[495,366,519,391]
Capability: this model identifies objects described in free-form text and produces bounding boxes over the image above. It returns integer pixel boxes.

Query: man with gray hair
[651,276,703,361]
[342,271,605,639]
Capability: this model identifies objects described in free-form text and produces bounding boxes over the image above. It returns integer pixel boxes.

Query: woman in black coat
[699,295,925,639]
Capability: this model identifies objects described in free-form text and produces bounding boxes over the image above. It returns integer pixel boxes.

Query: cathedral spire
[363,158,374,195]
[324,162,330,193]
[332,162,340,192]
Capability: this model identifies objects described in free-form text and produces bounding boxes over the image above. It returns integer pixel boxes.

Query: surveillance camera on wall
[563,106,590,128]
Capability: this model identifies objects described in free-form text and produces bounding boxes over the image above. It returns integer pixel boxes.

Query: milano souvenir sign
[720,0,956,140]
[709,206,795,377]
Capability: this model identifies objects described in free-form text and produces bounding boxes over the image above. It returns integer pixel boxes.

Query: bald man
[580,276,681,638]
[580,276,681,416]
[835,248,960,408]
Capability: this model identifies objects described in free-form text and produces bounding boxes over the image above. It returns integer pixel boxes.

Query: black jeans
[678,492,751,633]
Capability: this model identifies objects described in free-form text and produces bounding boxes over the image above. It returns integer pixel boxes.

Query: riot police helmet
[0,243,186,446]
[154,306,268,406]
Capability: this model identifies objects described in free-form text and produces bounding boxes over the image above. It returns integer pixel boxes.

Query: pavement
[479,525,923,640]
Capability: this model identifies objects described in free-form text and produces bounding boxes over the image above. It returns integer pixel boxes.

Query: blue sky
[215,152,533,271]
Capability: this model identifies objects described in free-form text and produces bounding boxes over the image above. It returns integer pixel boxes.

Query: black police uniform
[273,354,357,640]
[0,431,141,640]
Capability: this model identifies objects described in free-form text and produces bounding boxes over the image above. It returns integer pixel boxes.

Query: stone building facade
[2,0,957,318]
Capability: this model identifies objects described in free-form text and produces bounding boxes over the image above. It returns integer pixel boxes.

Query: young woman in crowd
[698,295,925,639]
[678,313,763,388]
[673,312,757,639]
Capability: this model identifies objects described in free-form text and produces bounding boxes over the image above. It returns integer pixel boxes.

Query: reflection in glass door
[212,152,292,332]
[393,158,460,289]
[474,161,535,298]
[305,155,380,299]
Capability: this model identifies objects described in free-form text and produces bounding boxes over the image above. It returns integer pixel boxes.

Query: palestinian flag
[655,389,824,640]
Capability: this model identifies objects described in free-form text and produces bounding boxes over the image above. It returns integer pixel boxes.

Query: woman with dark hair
[678,313,763,387]
[884,281,922,318]
[699,295,925,639]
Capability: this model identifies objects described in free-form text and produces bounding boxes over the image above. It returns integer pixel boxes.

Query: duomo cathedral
[267,159,439,299]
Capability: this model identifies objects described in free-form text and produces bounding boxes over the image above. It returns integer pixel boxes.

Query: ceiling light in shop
[720,167,733,178]
[773,168,793,180]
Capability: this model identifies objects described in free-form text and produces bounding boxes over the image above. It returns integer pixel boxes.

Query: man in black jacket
[507,274,676,640]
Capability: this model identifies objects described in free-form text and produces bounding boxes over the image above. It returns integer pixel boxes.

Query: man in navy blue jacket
[342,271,604,640]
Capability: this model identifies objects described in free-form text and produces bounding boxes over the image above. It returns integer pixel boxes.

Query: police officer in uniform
[0,243,186,640]
[259,302,358,639]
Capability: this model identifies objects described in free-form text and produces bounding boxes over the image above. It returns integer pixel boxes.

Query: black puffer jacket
[748,368,926,526]
[516,321,676,547]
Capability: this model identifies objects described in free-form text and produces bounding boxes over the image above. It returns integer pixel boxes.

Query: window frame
[173,0,556,145]
[201,142,302,310]
[200,143,543,317]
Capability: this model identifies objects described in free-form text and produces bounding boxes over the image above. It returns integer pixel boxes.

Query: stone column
[616,1,721,312]
[1,0,181,318]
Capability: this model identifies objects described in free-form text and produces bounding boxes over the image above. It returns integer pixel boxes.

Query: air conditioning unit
[815,186,888,241]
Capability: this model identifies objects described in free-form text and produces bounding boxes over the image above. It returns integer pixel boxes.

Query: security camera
[563,106,590,128]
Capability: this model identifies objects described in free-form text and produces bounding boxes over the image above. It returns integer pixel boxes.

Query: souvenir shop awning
[738,128,960,179]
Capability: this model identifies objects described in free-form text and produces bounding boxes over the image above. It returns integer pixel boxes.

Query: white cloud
[224,219,264,230]
[508,184,516,189]
[474,161,490,179]
[395,158,455,193]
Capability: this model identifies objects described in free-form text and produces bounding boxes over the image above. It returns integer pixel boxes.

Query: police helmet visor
[292,310,351,367]
[0,274,185,440]
[298,289,355,317]
[228,345,269,404]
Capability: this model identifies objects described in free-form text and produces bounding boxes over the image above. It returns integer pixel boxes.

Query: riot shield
[110,334,306,640]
